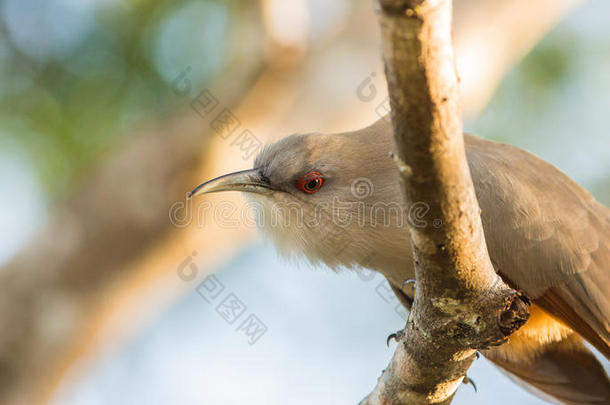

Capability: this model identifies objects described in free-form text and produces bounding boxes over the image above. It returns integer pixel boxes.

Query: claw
[475,351,480,359]
[402,279,416,290]
[463,375,477,392]
[386,329,404,346]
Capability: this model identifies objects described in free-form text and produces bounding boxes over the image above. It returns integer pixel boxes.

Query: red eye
[296,171,324,194]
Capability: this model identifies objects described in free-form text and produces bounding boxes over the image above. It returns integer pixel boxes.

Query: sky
[52,245,558,405]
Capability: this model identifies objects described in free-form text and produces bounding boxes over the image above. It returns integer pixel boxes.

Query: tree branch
[362,1,530,403]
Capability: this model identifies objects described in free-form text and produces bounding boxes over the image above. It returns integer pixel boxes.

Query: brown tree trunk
[361,1,529,403]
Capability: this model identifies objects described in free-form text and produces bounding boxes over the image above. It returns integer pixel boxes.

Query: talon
[402,279,416,290]
[475,351,480,359]
[386,329,404,346]
[386,333,397,346]
[463,375,477,392]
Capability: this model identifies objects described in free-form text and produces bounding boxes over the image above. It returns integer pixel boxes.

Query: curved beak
[188,168,273,198]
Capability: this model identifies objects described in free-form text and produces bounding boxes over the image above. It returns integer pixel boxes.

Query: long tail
[486,334,610,404]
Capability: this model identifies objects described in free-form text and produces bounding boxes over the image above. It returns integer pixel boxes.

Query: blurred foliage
[520,33,575,95]
[1,0,608,206]
[471,31,578,145]
[0,0,259,199]
[472,16,610,204]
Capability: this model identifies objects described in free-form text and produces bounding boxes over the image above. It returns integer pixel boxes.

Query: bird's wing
[465,134,610,357]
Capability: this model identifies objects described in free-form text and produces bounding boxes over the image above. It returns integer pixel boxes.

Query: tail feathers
[487,335,610,405]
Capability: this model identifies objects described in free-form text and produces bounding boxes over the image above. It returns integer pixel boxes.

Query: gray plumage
[191,118,610,404]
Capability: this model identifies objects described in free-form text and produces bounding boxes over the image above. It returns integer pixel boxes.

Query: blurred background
[0,0,608,404]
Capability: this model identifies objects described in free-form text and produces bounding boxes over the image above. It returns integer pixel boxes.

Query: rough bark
[361,1,530,403]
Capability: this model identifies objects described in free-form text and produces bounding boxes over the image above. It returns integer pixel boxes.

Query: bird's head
[189,124,410,271]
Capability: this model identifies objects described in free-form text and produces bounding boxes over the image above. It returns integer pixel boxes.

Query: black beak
[188,168,273,198]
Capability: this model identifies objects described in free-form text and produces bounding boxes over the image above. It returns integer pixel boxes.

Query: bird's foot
[463,375,477,392]
[386,329,404,346]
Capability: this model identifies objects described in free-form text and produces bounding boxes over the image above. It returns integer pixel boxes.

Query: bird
[189,118,610,404]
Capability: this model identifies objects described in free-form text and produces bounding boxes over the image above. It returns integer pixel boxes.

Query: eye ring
[296,171,324,194]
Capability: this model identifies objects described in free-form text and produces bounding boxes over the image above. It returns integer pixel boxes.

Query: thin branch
[361,1,530,403]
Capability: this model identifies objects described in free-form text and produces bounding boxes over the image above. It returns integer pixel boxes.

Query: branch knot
[498,292,530,336]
